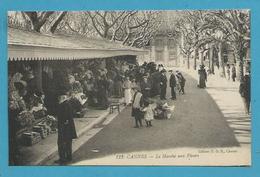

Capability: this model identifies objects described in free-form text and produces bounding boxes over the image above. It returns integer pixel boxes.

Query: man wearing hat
[160,69,167,100]
[140,74,151,100]
[169,70,177,100]
[55,92,77,164]
[150,70,161,97]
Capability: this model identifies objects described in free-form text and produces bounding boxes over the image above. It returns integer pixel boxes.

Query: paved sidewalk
[178,67,251,148]
[18,107,111,165]
[69,72,249,166]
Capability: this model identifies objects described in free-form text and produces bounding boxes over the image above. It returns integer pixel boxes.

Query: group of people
[197,64,251,115]
[128,62,186,128]
[226,64,237,82]
[197,63,238,89]
[55,60,251,163]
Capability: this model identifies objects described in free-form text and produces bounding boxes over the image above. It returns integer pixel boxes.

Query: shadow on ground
[69,73,241,164]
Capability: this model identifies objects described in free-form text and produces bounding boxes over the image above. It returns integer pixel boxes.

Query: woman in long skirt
[122,77,132,105]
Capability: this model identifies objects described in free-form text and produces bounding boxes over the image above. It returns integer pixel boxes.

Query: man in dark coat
[169,70,177,100]
[198,65,207,88]
[96,75,109,109]
[160,69,167,100]
[55,94,77,164]
[150,71,161,97]
[176,71,186,95]
[140,74,151,100]
[239,72,251,114]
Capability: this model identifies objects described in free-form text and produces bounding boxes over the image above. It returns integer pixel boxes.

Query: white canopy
[8,27,148,61]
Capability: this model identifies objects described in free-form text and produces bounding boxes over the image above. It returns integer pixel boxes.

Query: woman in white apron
[122,76,132,106]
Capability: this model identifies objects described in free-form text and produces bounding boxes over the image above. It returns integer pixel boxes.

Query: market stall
[8,26,148,149]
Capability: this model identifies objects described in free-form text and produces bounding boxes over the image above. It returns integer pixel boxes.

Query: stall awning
[8,27,148,61]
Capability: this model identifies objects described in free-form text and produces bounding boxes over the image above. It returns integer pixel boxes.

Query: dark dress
[160,74,167,100]
[198,68,207,88]
[140,79,151,99]
[169,73,177,99]
[150,71,161,97]
[114,75,123,98]
[96,78,109,109]
[57,100,77,162]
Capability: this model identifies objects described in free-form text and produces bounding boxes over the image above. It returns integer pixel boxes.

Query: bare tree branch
[49,11,67,33]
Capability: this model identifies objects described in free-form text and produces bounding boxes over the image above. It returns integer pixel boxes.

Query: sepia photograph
[8,10,251,166]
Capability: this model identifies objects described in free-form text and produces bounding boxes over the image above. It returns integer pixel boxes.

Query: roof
[8,27,148,61]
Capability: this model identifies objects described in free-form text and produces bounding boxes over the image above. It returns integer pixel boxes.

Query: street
[55,72,240,165]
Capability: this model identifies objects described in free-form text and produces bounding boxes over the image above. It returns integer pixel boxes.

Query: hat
[58,95,69,104]
[14,80,27,90]
[161,69,167,73]
[143,74,149,78]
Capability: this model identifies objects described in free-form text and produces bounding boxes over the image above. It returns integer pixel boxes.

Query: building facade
[150,33,181,67]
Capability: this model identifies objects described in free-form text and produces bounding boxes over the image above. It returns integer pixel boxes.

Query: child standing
[132,87,144,128]
[142,101,154,127]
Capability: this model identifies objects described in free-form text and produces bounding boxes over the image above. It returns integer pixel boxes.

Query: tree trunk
[208,44,214,74]
[199,50,204,65]
[234,50,244,81]
[31,21,42,32]
[194,48,198,70]
[25,11,55,33]
[239,59,244,81]
[218,42,225,77]
[234,41,244,81]
[187,55,190,69]
[50,11,67,34]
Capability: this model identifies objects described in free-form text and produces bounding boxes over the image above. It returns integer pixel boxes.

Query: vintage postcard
[7,10,251,166]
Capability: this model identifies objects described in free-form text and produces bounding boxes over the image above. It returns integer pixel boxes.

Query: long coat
[140,80,151,98]
[169,74,177,88]
[160,74,167,88]
[150,71,161,97]
[57,100,77,141]
[177,73,186,87]
[198,68,207,88]
[96,78,109,109]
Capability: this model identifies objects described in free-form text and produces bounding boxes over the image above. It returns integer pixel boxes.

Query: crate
[37,123,51,135]
[21,132,41,146]
[32,126,48,139]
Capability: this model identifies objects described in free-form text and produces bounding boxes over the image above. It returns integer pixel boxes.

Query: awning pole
[36,61,43,93]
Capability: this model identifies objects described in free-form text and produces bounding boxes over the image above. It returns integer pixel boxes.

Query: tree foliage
[59,11,162,47]
[9,11,68,33]
[172,9,250,77]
